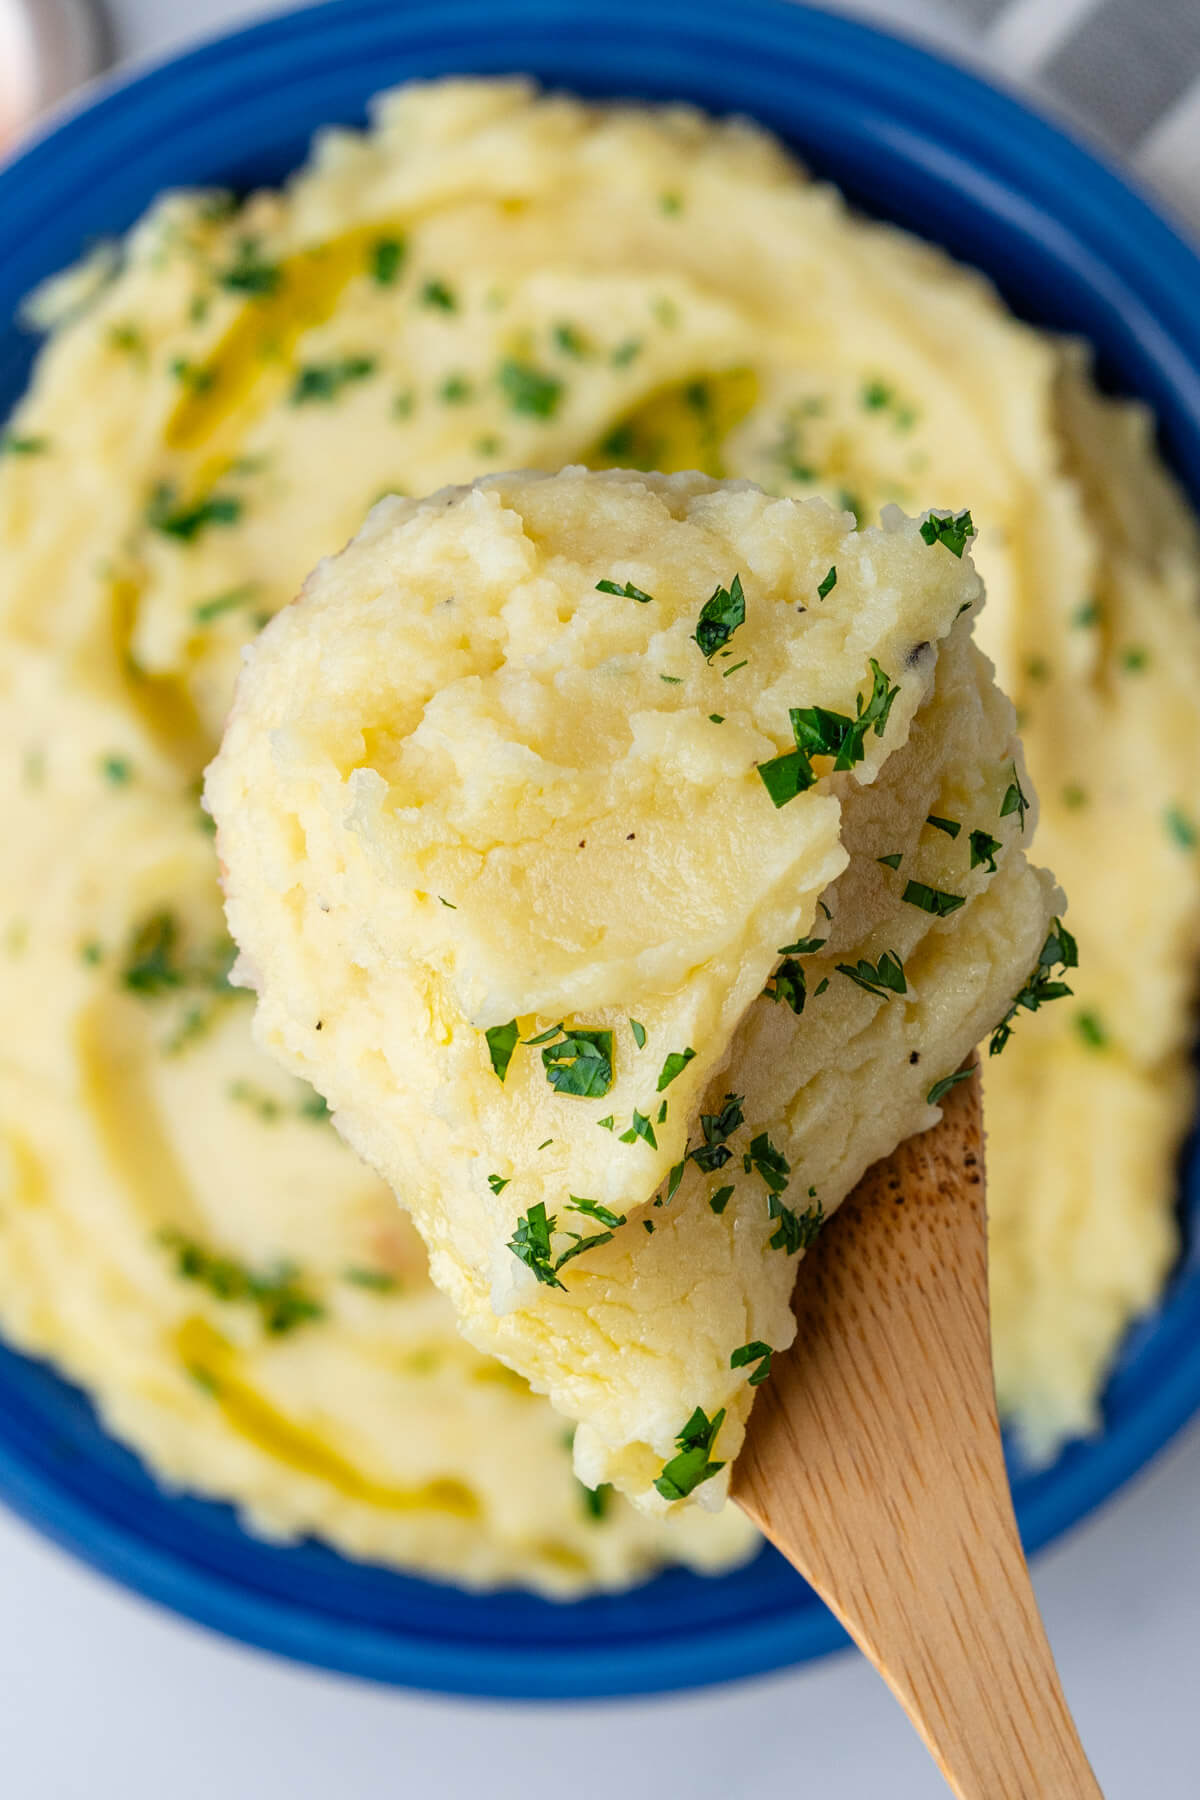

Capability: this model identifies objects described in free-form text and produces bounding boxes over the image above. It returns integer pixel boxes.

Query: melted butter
[165,229,385,465]
[110,578,211,772]
[589,368,758,478]
[177,1317,481,1516]
[76,999,206,1238]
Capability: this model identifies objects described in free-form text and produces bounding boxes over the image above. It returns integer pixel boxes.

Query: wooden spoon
[732,1062,1103,1799]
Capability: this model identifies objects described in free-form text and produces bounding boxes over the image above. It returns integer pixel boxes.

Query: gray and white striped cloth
[839,0,1200,230]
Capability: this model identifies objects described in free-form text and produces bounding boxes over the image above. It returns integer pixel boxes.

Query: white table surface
[2,4,1196,1795]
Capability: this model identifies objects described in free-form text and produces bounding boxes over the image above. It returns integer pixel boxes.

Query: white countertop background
[1,3,1197,1795]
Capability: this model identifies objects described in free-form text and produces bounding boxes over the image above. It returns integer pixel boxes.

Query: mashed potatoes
[207,466,1059,1506]
[0,77,1196,1578]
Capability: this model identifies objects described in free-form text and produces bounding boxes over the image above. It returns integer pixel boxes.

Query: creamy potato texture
[208,466,1059,1506]
[0,77,1196,1575]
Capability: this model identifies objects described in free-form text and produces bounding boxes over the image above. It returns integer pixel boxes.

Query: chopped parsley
[1165,805,1197,850]
[653,1406,726,1502]
[1,431,49,455]
[439,372,472,404]
[659,191,684,216]
[709,1185,735,1215]
[508,1202,615,1288]
[877,852,903,871]
[709,713,724,724]
[420,278,457,311]
[1075,1010,1109,1050]
[343,1267,399,1293]
[926,1068,972,1106]
[498,358,563,418]
[919,508,975,558]
[100,754,133,786]
[160,1230,322,1334]
[989,918,1077,1055]
[969,829,1002,872]
[927,815,960,839]
[768,1192,825,1254]
[596,578,654,603]
[484,1019,519,1082]
[660,674,683,685]
[192,583,260,625]
[730,1341,773,1386]
[1072,598,1101,628]
[902,880,966,917]
[218,239,282,296]
[722,660,748,678]
[758,657,899,808]
[619,1109,658,1149]
[290,355,376,405]
[146,483,242,542]
[611,338,641,367]
[567,1196,627,1229]
[836,951,906,999]
[743,1131,790,1195]
[1121,645,1149,673]
[1000,762,1030,832]
[597,1115,615,1131]
[657,1047,695,1091]
[630,1019,647,1048]
[369,236,407,285]
[487,1173,510,1194]
[169,356,215,393]
[580,1481,613,1521]
[541,1027,615,1098]
[765,957,806,1014]
[553,322,588,356]
[690,1093,744,1173]
[1062,784,1088,810]
[779,935,826,956]
[693,573,746,661]
[817,565,838,600]
[121,912,183,995]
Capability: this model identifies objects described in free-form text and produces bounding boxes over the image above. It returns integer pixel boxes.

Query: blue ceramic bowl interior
[0,0,1198,1700]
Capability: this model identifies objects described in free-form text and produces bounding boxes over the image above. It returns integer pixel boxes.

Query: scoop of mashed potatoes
[207,466,1061,1506]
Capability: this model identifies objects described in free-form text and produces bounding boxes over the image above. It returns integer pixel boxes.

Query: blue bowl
[1,0,1199,1700]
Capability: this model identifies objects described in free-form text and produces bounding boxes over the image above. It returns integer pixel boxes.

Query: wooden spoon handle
[733,1068,1103,1799]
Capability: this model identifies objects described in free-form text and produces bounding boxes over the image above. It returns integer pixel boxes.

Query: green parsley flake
[146,483,242,542]
[219,240,282,296]
[659,191,684,216]
[1166,805,1198,850]
[343,1267,398,1293]
[169,357,215,393]
[160,1230,322,1334]
[768,1192,825,1254]
[484,1019,519,1082]
[660,674,683,685]
[778,935,826,956]
[709,1185,735,1215]
[690,1093,744,1173]
[568,1196,627,1229]
[817,565,837,600]
[580,1480,613,1521]
[290,356,376,405]
[693,573,746,661]
[1075,1010,1109,1050]
[369,237,406,285]
[730,1341,773,1386]
[553,322,587,356]
[596,578,654,603]
[420,278,457,311]
[498,358,563,418]
[653,1406,726,1502]
[709,713,725,724]
[100,754,133,786]
[541,1028,615,1098]
[619,1109,658,1149]
[926,1069,972,1106]
[1,432,50,455]
[927,815,961,839]
[836,951,906,1000]
[862,379,892,410]
[758,658,899,808]
[507,1202,562,1288]
[1072,598,1101,628]
[1062,784,1088,810]
[877,853,903,870]
[192,583,260,625]
[743,1131,790,1195]
[1121,646,1149,673]
[611,339,642,367]
[1000,762,1030,832]
[439,373,472,404]
[765,957,806,1014]
[969,829,1002,873]
[630,1019,647,1048]
[989,918,1077,1055]
[487,1173,510,1194]
[657,1047,696,1091]
[919,508,975,558]
[902,880,966,918]
[598,1115,615,1131]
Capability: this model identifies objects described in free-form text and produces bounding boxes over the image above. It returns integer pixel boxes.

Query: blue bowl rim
[0,0,1197,1700]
